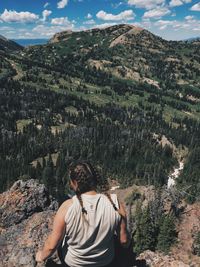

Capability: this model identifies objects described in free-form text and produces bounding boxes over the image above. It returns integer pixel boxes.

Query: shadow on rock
[45,259,64,267]
[44,258,148,267]
[133,259,148,267]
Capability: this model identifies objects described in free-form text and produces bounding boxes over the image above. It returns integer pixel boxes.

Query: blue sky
[0,0,200,40]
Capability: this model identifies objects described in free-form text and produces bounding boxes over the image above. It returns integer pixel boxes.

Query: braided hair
[68,161,120,216]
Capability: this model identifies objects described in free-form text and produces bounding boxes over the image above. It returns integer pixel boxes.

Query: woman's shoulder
[62,198,73,207]
[57,198,73,215]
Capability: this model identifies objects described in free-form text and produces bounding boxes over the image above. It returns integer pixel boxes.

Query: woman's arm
[35,199,72,262]
[118,202,131,248]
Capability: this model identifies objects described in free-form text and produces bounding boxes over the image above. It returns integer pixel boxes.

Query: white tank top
[63,193,121,267]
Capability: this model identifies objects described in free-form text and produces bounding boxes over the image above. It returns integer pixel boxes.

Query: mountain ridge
[0,35,23,53]
[23,23,200,90]
[49,24,145,43]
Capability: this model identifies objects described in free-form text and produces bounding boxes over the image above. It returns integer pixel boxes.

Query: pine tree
[134,204,156,254]
[55,152,69,202]
[156,215,177,253]
[35,160,42,181]
[42,154,55,195]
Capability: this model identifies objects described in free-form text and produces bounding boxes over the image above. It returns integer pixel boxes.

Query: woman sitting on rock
[36,160,130,267]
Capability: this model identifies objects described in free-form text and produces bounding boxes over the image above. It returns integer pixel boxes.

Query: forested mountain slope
[0,24,200,204]
[0,35,23,53]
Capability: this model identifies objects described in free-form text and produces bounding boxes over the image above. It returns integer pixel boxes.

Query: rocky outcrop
[49,31,73,43]
[0,180,199,267]
[0,180,58,267]
[137,250,189,267]
[0,179,58,228]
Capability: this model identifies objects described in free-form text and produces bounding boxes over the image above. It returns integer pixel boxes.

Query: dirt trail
[8,59,24,80]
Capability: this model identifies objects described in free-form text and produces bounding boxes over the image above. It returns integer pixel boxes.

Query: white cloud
[96,10,135,21]
[155,19,174,25]
[154,19,174,29]
[44,2,50,8]
[32,24,74,37]
[86,13,92,19]
[169,0,183,7]
[169,0,192,7]
[91,22,117,29]
[42,10,52,22]
[0,26,14,31]
[83,19,95,25]
[128,0,165,10]
[132,17,200,40]
[154,18,200,34]
[57,0,68,9]
[0,9,39,23]
[190,3,200,11]
[51,17,71,26]
[143,7,171,19]
[185,15,194,20]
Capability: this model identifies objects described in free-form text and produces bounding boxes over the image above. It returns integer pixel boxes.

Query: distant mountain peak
[106,23,144,31]
[92,23,144,31]
[48,24,145,44]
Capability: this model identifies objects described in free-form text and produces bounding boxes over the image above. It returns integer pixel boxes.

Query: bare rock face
[49,31,73,43]
[0,179,58,228]
[0,180,59,267]
[0,180,199,267]
[137,250,189,267]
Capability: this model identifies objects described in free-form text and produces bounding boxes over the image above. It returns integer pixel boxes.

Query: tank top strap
[110,193,120,210]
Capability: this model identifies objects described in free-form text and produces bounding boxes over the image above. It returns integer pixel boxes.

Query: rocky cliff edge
[0,180,198,267]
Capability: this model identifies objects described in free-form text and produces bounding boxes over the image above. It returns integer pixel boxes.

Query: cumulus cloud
[185,15,194,20]
[153,17,200,34]
[131,17,199,40]
[128,0,165,10]
[83,19,95,25]
[32,24,74,37]
[92,22,117,29]
[96,10,135,21]
[42,10,52,21]
[0,26,14,31]
[169,0,183,7]
[154,19,174,29]
[0,9,39,23]
[57,0,68,9]
[190,3,200,11]
[143,7,171,19]
[51,17,72,25]
[169,0,192,7]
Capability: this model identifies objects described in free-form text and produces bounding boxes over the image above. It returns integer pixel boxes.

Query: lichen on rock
[0,179,58,267]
